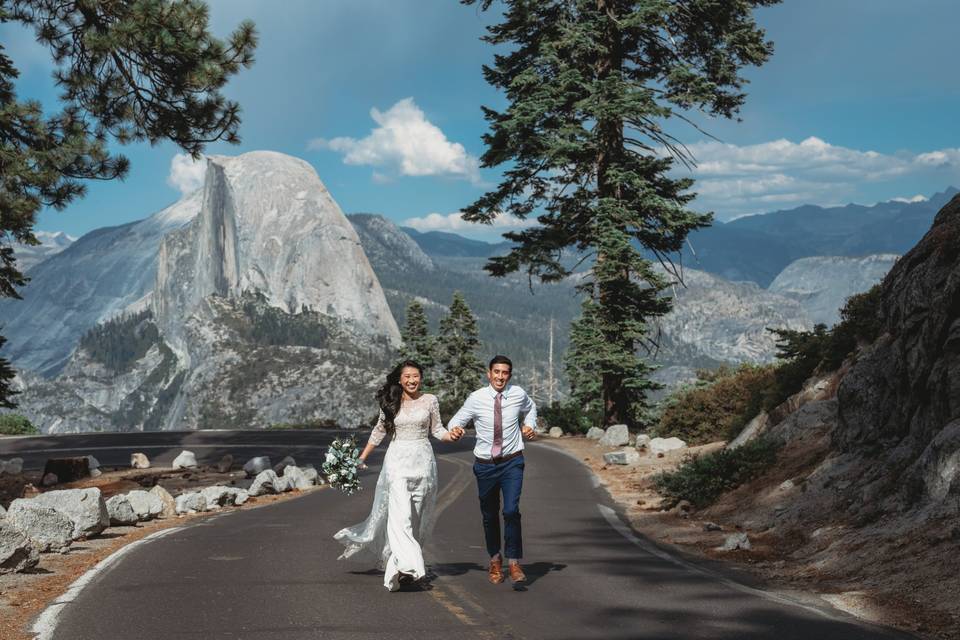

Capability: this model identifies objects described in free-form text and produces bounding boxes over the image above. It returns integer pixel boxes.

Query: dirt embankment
[548,435,958,640]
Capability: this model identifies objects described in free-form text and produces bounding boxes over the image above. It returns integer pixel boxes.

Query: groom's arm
[520,390,538,439]
[446,393,477,430]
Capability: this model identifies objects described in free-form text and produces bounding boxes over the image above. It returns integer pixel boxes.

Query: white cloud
[672,137,960,219]
[891,194,928,203]
[167,153,206,195]
[403,211,536,235]
[309,97,482,183]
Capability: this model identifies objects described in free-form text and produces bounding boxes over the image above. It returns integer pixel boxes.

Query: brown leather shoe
[488,557,505,584]
[508,562,526,584]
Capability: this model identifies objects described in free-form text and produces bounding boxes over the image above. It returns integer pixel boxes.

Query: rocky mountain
[14,231,76,272]
[0,192,202,375]
[677,187,956,286]
[9,152,399,432]
[768,254,899,326]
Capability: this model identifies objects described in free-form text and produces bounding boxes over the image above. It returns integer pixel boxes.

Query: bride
[334,360,465,591]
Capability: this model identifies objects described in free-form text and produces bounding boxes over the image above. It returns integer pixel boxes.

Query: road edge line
[30,527,183,640]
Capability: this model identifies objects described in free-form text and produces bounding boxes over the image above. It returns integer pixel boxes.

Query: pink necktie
[491,392,503,459]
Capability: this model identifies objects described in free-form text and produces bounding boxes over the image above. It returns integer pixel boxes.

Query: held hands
[522,425,537,440]
[446,426,466,442]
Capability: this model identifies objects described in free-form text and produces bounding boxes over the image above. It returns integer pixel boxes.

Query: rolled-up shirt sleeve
[368,410,388,446]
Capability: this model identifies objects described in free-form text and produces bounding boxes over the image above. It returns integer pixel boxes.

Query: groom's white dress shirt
[448,384,538,459]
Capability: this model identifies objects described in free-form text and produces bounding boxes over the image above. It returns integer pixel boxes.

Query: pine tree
[436,292,483,409]
[399,299,436,382]
[461,0,777,425]
[0,0,258,406]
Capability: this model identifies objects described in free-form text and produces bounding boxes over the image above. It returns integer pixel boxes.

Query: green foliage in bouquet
[322,436,363,495]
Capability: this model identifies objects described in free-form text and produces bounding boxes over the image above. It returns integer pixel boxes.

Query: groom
[447,355,538,586]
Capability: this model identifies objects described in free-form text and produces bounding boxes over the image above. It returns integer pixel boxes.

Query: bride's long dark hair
[375,360,423,434]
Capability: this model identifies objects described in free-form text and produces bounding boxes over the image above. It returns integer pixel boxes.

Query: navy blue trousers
[473,454,524,559]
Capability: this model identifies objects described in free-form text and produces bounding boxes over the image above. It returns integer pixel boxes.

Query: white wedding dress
[333,393,449,591]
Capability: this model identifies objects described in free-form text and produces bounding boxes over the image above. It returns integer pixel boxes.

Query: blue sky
[6,0,960,241]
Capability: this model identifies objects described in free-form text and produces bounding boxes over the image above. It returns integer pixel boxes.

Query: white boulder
[130,453,151,469]
[302,466,321,485]
[30,488,109,539]
[248,469,283,496]
[273,456,297,475]
[105,495,139,526]
[649,437,687,456]
[125,490,164,520]
[0,526,40,574]
[635,434,652,450]
[86,455,101,470]
[599,424,630,447]
[172,450,198,469]
[5,500,74,552]
[719,532,751,551]
[548,427,563,439]
[174,492,208,514]
[283,466,312,491]
[149,485,177,518]
[603,450,640,465]
[585,427,605,440]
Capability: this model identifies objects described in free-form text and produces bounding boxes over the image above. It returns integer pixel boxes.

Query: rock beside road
[130,453,150,469]
[5,500,74,552]
[126,490,165,520]
[585,427,605,440]
[105,495,139,526]
[244,456,272,477]
[149,485,177,518]
[0,525,40,574]
[719,533,751,552]
[599,424,630,447]
[31,487,109,539]
[603,450,640,465]
[172,450,198,469]
[649,437,687,456]
[175,492,208,514]
[548,427,563,438]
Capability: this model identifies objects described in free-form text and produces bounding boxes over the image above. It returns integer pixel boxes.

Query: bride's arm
[359,410,388,465]
[429,395,460,442]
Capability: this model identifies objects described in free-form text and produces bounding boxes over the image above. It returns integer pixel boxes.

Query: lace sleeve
[429,396,449,441]
[368,410,388,446]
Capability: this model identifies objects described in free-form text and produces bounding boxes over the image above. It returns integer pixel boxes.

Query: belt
[474,451,524,465]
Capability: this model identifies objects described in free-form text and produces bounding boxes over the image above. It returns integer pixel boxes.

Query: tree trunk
[595,0,630,427]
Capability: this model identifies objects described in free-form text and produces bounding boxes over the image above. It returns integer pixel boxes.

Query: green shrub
[656,364,778,444]
[653,438,780,508]
[0,413,38,435]
[539,399,600,434]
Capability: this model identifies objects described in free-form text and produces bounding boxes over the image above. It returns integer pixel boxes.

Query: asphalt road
[1,433,912,640]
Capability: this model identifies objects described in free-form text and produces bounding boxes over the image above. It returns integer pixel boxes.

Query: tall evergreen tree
[436,292,483,409]
[399,299,436,381]
[462,0,777,426]
[0,0,258,406]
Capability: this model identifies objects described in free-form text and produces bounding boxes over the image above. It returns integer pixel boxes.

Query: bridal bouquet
[323,436,363,495]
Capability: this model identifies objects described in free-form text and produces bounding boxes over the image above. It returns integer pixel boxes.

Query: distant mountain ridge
[397,187,957,287]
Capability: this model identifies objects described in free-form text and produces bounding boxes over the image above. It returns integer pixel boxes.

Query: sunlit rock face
[154,151,400,357]
[8,151,401,433]
[768,254,899,327]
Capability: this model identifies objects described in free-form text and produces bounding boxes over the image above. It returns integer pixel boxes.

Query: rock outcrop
[834,194,960,512]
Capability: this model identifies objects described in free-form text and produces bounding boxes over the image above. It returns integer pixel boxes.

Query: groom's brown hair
[488,355,512,372]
